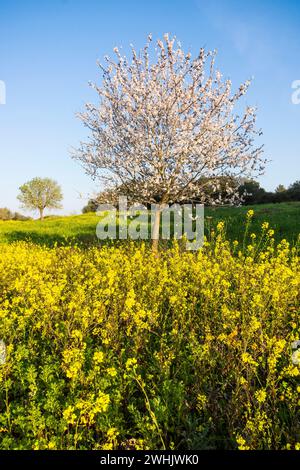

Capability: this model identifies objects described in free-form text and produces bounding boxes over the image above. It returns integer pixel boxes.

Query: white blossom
[74,34,265,208]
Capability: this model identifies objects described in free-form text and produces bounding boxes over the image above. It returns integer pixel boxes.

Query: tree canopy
[17,177,63,220]
[75,34,265,206]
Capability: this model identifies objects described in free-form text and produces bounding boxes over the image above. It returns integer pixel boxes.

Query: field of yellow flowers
[0,215,299,450]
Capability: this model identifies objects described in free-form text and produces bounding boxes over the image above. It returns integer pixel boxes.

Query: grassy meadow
[0,202,300,450]
[0,201,299,247]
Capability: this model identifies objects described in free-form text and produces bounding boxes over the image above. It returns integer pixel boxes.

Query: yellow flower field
[0,222,299,449]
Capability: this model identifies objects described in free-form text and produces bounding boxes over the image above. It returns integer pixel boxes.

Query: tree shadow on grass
[2,230,154,249]
[2,230,100,248]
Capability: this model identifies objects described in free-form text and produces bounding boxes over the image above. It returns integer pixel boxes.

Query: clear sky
[0,0,299,216]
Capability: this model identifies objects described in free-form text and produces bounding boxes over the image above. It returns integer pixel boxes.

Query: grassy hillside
[0,202,299,246]
[0,213,101,246]
[205,202,300,244]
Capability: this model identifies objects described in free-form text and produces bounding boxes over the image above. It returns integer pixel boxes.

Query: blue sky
[0,0,299,216]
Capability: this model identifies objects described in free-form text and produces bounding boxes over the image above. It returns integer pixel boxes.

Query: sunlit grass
[0,202,299,247]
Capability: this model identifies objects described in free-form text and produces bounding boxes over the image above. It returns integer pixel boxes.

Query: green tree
[17,177,63,220]
[275,184,286,193]
[82,199,98,214]
[287,180,300,201]
[238,180,267,204]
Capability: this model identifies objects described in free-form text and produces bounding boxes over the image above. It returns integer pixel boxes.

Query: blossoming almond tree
[75,34,266,250]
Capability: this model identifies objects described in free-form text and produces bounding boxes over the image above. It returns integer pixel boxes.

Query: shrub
[0,208,13,220]
[12,212,32,221]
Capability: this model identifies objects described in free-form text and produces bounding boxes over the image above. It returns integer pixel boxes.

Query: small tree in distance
[17,177,63,220]
[75,33,266,251]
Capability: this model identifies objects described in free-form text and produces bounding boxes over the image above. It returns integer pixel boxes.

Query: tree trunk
[151,205,161,253]
[39,208,44,221]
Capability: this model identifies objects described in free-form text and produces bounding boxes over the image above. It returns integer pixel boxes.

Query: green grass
[0,202,299,247]
[0,213,101,246]
[205,201,300,245]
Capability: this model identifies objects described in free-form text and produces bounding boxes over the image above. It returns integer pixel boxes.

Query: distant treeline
[0,208,31,221]
[238,180,300,205]
[82,179,300,212]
